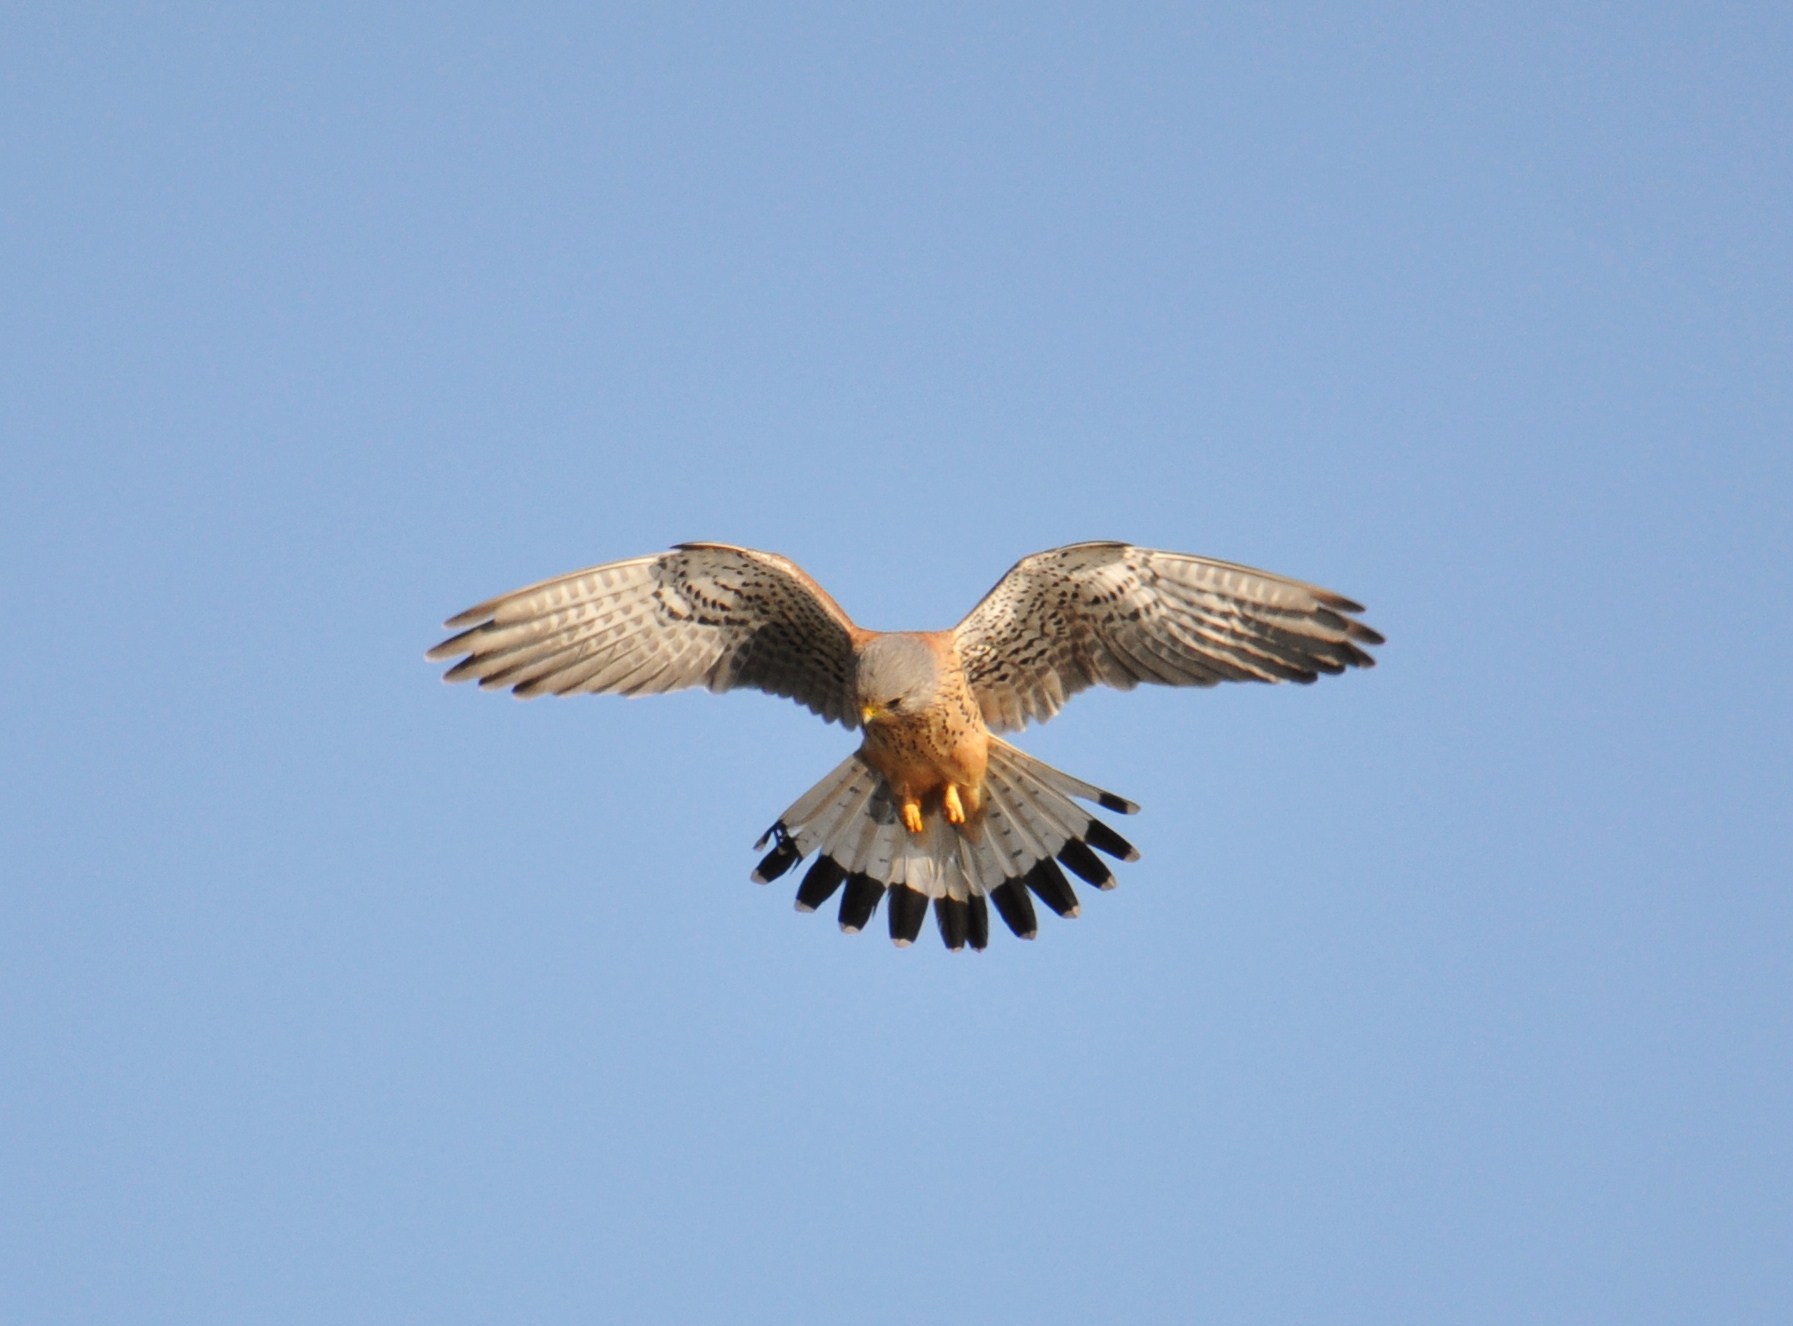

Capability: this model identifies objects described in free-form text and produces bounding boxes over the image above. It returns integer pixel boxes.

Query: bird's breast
[857,695,988,801]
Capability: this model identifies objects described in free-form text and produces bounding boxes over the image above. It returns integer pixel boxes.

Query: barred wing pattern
[954,542,1384,732]
[427,543,862,725]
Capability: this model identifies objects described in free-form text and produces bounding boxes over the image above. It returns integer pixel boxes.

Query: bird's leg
[901,798,925,834]
[943,784,966,825]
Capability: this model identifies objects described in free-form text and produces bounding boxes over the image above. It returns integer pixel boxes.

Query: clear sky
[5,5,1789,1323]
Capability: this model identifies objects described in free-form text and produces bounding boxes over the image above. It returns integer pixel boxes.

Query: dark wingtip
[1098,792,1140,815]
[442,599,500,630]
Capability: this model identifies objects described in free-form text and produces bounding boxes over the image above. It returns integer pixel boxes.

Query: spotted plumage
[428,541,1383,950]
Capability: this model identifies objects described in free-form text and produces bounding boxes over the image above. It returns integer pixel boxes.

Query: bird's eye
[885,697,903,711]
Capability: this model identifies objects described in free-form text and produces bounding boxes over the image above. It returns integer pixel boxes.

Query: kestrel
[427,542,1382,950]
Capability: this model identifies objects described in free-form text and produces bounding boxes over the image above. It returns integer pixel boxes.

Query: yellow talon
[943,784,966,825]
[901,800,925,834]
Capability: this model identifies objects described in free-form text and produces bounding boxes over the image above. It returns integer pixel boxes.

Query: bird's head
[854,635,941,727]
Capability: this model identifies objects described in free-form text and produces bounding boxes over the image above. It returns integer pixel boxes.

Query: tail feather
[976,773,1044,877]
[1057,838,1115,890]
[981,762,1068,870]
[838,872,885,933]
[956,800,1013,906]
[965,894,990,949]
[953,830,999,912]
[754,745,1139,948]
[861,817,904,890]
[988,879,1039,939]
[794,856,847,912]
[888,885,929,946]
[1085,819,1140,862]
[760,753,877,853]
[1025,858,1081,918]
[935,895,971,950]
[993,737,1139,815]
[833,807,890,931]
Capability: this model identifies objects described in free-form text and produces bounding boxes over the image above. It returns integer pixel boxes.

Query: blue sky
[5,4,1789,1322]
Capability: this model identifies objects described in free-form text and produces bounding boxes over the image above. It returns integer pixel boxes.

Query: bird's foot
[901,799,925,834]
[943,784,966,825]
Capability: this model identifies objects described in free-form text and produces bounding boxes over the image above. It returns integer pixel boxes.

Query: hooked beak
[860,702,886,726]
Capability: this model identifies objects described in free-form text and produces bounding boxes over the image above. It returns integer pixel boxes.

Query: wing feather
[954,542,1383,731]
[428,543,861,726]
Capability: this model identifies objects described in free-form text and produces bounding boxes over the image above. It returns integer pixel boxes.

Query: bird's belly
[859,723,987,804]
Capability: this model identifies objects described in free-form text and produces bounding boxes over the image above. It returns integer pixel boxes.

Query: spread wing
[427,543,862,726]
[953,542,1384,732]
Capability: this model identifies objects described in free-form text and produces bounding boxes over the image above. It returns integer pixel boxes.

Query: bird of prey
[427,542,1381,951]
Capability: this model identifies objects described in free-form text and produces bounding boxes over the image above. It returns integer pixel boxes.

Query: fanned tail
[751,738,1140,951]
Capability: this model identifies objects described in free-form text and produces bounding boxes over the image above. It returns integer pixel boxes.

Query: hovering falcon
[428,542,1382,951]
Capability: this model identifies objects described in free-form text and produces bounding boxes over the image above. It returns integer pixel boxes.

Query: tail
[750,737,1140,951]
